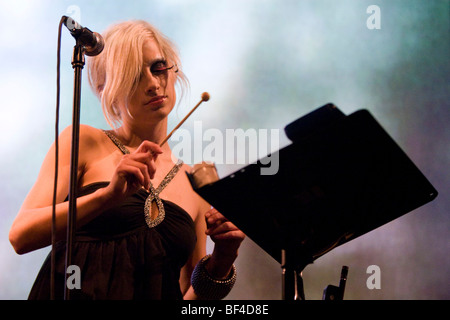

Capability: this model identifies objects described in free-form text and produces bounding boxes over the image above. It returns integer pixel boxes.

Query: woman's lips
[145,95,167,107]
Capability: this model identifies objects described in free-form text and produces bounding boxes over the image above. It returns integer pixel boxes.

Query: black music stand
[187,104,438,300]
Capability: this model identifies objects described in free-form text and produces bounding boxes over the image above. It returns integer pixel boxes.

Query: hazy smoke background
[0,0,448,299]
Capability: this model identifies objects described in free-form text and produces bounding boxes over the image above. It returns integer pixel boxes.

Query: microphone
[62,16,104,56]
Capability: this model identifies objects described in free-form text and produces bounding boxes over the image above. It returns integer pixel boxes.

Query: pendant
[144,187,165,228]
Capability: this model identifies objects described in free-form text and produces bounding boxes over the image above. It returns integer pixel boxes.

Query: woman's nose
[141,69,160,92]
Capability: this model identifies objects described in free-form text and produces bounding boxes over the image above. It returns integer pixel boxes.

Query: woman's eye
[150,61,168,74]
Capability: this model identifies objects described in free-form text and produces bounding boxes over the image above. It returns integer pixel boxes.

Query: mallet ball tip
[201,92,210,102]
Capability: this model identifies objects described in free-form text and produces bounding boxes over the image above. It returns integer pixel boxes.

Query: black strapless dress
[28,182,197,300]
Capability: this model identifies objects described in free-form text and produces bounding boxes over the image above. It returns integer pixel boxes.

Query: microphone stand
[64,39,85,300]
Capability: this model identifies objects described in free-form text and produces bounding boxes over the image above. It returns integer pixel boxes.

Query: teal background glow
[0,0,448,299]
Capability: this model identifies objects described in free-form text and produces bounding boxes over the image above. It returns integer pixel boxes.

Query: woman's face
[126,37,177,124]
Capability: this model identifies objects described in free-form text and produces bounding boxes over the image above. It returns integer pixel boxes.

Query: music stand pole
[281,248,308,300]
[64,40,85,300]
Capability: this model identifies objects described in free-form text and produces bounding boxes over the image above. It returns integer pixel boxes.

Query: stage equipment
[57,16,104,300]
[187,104,438,300]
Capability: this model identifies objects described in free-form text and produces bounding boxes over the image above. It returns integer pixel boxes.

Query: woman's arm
[9,125,162,254]
[9,125,93,254]
[181,199,245,300]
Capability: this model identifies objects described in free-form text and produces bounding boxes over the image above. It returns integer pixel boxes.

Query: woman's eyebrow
[144,57,167,66]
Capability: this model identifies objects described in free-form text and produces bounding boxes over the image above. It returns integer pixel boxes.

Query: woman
[9,20,245,299]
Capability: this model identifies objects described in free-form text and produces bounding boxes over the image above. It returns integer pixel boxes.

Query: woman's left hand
[205,208,245,258]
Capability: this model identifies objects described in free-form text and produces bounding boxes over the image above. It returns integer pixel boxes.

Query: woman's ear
[97,84,104,96]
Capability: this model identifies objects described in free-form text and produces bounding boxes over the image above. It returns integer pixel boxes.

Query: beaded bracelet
[191,254,237,300]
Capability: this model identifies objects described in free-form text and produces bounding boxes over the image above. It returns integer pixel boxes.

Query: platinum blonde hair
[87,20,189,128]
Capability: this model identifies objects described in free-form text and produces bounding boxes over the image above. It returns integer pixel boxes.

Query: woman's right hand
[105,140,163,202]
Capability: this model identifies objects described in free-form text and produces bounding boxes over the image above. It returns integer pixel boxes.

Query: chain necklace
[103,130,183,228]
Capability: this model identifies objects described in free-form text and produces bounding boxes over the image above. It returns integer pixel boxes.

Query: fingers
[136,140,163,160]
[205,209,245,242]
[111,140,163,196]
[125,140,161,179]
[127,152,156,178]
[119,157,152,190]
[133,140,162,180]
[206,222,241,238]
[205,208,227,229]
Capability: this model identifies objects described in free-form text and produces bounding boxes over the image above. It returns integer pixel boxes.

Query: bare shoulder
[180,162,193,176]
[79,124,107,146]
[59,124,105,144]
[58,124,112,164]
